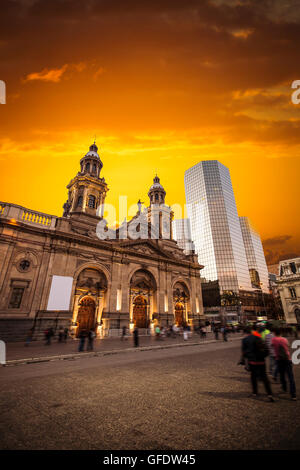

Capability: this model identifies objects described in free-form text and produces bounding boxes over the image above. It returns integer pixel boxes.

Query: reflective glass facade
[173,218,195,254]
[239,217,269,293]
[184,161,253,293]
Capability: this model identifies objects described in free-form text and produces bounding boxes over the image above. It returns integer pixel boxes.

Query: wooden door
[175,303,184,326]
[77,298,96,336]
[133,296,147,328]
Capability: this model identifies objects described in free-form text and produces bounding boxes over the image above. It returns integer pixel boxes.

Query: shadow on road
[198,391,247,401]
[218,374,250,384]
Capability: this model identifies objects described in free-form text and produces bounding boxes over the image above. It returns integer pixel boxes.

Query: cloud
[24,64,68,83]
[93,66,105,81]
[262,234,300,264]
[263,235,292,246]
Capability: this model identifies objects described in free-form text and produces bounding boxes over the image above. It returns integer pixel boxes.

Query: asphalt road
[1,340,300,450]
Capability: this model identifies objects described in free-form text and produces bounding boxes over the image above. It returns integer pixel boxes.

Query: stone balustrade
[0,202,57,230]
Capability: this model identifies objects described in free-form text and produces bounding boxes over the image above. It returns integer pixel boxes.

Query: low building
[201,279,275,323]
[277,257,300,324]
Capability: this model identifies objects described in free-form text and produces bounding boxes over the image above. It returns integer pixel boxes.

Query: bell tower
[148,175,166,205]
[63,142,108,222]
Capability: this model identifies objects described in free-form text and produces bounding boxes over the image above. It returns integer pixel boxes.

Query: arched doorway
[175,302,184,326]
[173,281,190,327]
[130,269,157,328]
[72,267,108,336]
[133,296,147,328]
[76,297,96,336]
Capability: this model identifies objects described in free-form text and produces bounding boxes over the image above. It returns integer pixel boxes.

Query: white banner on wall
[47,275,73,311]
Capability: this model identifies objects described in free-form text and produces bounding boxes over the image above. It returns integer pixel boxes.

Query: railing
[0,202,57,230]
[0,203,5,216]
[22,209,53,227]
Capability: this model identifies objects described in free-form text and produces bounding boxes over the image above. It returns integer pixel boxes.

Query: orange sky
[1,0,300,264]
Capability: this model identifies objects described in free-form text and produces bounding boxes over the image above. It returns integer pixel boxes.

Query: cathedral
[0,143,204,341]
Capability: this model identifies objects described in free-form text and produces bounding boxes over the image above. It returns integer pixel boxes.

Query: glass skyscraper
[173,218,195,254]
[239,217,269,293]
[184,161,253,294]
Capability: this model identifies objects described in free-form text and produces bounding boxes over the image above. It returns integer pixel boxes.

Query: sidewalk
[3,332,244,366]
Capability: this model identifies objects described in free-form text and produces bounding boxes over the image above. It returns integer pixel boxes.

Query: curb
[2,335,243,367]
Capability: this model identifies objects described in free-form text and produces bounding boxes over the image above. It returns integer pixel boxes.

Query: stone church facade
[0,143,204,341]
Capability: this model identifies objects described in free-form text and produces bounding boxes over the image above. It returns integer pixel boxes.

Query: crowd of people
[239,323,297,402]
[23,321,299,403]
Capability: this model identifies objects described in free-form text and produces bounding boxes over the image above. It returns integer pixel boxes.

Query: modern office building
[184,160,253,294]
[173,218,195,255]
[239,217,269,293]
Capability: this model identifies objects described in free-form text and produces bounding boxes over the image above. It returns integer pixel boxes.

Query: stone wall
[0,311,72,342]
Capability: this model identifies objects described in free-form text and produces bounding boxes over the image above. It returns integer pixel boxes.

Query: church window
[289,287,297,299]
[290,262,297,274]
[77,196,83,207]
[19,260,30,272]
[86,163,90,172]
[9,288,24,309]
[93,163,97,173]
[155,193,159,201]
[88,195,96,208]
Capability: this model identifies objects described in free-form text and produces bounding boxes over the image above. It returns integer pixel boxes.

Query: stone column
[129,291,134,324]
[96,294,104,337]
[158,266,166,316]
[120,262,130,314]
[70,188,77,212]
[96,294,104,324]
[82,187,88,212]
[190,274,197,314]
[167,269,174,324]
[72,294,81,324]
[39,248,56,311]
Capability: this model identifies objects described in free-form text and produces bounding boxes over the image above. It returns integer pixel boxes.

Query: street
[1,340,300,450]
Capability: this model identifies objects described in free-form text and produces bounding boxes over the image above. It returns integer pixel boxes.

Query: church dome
[148,175,166,204]
[149,175,165,191]
[79,142,103,177]
[83,142,100,159]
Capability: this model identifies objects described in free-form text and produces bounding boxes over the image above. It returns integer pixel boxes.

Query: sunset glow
[1,0,300,264]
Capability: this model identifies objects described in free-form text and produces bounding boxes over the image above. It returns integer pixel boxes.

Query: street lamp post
[238,300,243,324]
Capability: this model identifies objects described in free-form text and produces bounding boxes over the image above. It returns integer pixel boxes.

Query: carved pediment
[118,240,173,259]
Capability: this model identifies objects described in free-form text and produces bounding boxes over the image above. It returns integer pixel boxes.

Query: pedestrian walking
[87,328,96,351]
[44,328,53,345]
[183,325,188,341]
[63,327,68,343]
[25,328,34,346]
[238,326,251,371]
[121,325,127,340]
[241,324,274,402]
[155,325,161,340]
[264,327,278,380]
[78,329,87,352]
[221,325,228,342]
[272,328,297,400]
[260,324,271,342]
[58,327,64,343]
[214,326,219,340]
[133,327,139,347]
